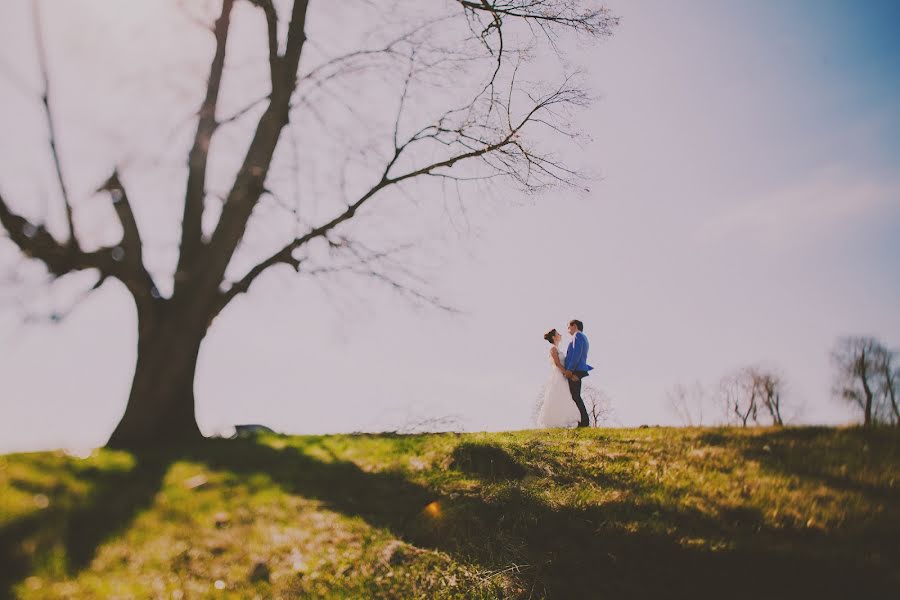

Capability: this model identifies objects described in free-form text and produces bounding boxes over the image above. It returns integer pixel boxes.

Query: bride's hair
[543,329,558,344]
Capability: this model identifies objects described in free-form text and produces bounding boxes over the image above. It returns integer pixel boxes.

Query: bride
[536,328,582,428]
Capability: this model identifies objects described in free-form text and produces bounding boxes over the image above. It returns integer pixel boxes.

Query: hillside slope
[2,427,898,598]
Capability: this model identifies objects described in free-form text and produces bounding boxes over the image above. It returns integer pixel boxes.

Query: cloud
[698,165,900,248]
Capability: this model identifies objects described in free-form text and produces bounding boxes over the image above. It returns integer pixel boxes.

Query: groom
[563,319,592,427]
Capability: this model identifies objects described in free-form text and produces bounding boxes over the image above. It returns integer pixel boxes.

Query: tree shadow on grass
[3,436,898,599]
[697,427,900,504]
[448,441,529,480]
[188,439,897,598]
[0,451,171,596]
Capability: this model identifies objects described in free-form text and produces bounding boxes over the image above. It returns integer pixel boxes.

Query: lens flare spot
[423,500,442,519]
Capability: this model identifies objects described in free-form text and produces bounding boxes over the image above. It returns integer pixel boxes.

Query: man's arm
[565,333,584,371]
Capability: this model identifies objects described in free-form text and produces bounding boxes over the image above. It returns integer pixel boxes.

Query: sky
[1,0,899,453]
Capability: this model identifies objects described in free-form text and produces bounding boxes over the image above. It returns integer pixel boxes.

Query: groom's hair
[543,329,558,344]
[569,319,584,331]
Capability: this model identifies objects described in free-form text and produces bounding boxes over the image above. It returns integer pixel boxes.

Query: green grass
[1,427,898,598]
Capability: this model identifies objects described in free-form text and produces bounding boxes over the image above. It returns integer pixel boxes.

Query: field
[1,427,898,598]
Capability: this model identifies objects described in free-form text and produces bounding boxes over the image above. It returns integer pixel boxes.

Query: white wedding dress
[536,346,581,428]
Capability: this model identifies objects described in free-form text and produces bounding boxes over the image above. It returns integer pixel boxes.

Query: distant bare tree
[582,385,613,427]
[718,366,788,427]
[831,336,885,427]
[873,344,899,426]
[396,413,464,435]
[0,0,618,448]
[749,368,785,426]
[666,381,706,426]
[719,369,758,428]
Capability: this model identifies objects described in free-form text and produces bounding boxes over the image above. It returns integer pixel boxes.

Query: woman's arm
[550,347,567,373]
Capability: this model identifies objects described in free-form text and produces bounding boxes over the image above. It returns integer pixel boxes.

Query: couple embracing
[536,319,593,428]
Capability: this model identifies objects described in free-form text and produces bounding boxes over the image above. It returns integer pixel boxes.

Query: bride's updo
[543,329,558,344]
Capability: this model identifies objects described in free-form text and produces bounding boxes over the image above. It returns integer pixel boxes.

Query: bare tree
[0,1,617,447]
[873,344,899,427]
[666,381,706,426]
[749,368,785,426]
[718,366,788,427]
[831,336,884,427]
[582,385,613,427]
[396,414,465,435]
[719,369,758,428]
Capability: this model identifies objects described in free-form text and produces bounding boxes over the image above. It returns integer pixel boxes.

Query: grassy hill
[1,427,898,599]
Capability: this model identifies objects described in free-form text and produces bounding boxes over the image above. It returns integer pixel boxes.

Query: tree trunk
[889,384,900,427]
[862,376,874,427]
[106,302,207,449]
[768,393,784,426]
[882,365,899,426]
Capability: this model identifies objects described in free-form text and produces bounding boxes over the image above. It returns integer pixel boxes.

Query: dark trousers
[568,371,590,427]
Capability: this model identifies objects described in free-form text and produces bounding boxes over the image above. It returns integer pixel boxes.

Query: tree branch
[32,0,76,247]
[201,0,310,299]
[175,0,235,289]
[217,93,270,127]
[249,0,281,84]
[97,171,143,270]
[206,2,609,315]
[215,79,571,310]
[297,237,459,314]
[456,0,618,36]
[1,190,107,278]
[1,186,155,304]
[214,244,301,314]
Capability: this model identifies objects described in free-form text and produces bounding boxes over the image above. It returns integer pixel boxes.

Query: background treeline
[668,335,899,428]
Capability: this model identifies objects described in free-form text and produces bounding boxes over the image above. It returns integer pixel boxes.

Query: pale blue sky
[1,0,898,452]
